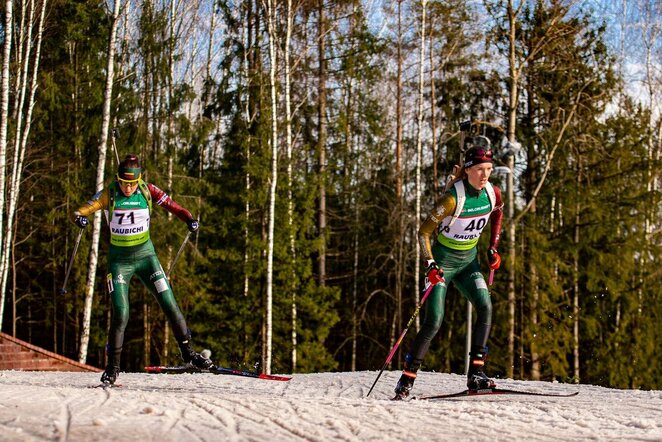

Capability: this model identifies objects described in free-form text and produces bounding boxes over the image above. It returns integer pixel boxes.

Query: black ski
[417,387,579,400]
[90,383,123,389]
[144,365,291,381]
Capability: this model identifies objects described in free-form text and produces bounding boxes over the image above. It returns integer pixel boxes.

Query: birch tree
[0,0,14,330]
[395,0,405,340]
[263,0,279,375]
[504,0,521,380]
[414,0,428,324]
[395,0,404,201]
[0,0,48,330]
[317,0,327,288]
[284,0,298,372]
[78,0,123,363]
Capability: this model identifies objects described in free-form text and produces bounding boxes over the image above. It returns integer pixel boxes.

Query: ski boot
[100,345,121,385]
[178,335,213,370]
[393,370,417,400]
[467,347,496,391]
[393,353,420,400]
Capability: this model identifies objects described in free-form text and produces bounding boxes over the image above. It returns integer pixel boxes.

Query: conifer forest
[0,0,660,390]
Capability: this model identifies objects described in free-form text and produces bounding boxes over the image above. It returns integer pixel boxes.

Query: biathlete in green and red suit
[73,154,212,385]
[394,139,504,399]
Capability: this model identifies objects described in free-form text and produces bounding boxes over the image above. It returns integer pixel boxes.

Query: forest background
[0,0,660,391]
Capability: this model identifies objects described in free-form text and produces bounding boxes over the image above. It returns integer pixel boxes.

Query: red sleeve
[148,183,193,223]
[489,185,503,249]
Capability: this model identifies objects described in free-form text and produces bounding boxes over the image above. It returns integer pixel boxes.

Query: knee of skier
[111,305,130,330]
[421,314,444,335]
[474,295,493,322]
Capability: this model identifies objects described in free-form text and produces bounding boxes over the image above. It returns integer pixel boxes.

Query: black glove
[425,259,444,285]
[187,218,199,233]
[74,215,89,228]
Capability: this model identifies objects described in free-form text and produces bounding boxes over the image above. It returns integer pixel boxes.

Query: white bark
[78,0,123,363]
[0,0,14,330]
[264,0,279,375]
[242,4,251,298]
[201,1,217,176]
[414,0,427,319]
[393,0,404,344]
[0,0,47,328]
[284,0,297,372]
[352,203,359,371]
[573,170,581,381]
[0,0,36,303]
[11,0,26,122]
[317,0,327,288]
[505,0,524,380]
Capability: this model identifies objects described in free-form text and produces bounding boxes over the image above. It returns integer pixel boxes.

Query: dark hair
[120,154,140,169]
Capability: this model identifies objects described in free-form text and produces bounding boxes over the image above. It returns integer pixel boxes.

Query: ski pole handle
[489,269,494,286]
[60,228,85,295]
[366,281,438,397]
[111,128,120,165]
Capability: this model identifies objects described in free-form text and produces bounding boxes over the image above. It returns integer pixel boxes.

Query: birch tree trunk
[505,0,522,379]
[341,3,357,370]
[0,0,47,328]
[393,0,405,349]
[317,0,327,288]
[201,1,217,176]
[526,68,539,380]
[284,0,297,372]
[79,0,123,363]
[160,0,177,366]
[242,3,254,368]
[0,0,14,330]
[0,0,35,314]
[264,0,279,375]
[414,0,428,320]
[428,16,438,195]
[572,164,581,382]
[395,0,403,201]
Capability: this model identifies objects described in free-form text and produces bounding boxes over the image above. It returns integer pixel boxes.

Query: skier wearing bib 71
[394,138,504,400]
[73,154,212,385]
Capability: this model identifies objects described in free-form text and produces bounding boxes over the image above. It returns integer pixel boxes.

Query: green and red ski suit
[76,181,195,355]
[406,178,503,370]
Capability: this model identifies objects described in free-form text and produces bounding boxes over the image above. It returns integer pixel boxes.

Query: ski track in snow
[0,370,660,441]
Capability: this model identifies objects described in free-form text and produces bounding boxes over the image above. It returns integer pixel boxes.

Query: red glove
[487,248,501,270]
[425,260,445,285]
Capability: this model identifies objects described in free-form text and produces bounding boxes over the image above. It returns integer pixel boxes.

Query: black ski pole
[366,281,439,397]
[167,231,191,278]
[60,227,85,295]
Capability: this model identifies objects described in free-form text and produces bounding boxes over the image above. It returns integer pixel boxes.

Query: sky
[1,369,660,441]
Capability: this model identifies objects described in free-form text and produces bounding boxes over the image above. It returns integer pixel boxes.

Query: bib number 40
[464,218,486,232]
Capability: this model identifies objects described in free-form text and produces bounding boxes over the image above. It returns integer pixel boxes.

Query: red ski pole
[366,280,440,397]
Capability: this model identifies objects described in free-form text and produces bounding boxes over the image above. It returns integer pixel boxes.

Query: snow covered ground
[0,369,660,441]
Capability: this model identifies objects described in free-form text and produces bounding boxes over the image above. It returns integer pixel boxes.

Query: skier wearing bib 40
[394,139,504,399]
[73,154,212,385]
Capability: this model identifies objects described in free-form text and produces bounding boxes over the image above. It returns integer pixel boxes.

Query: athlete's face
[466,162,493,190]
[118,179,139,196]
